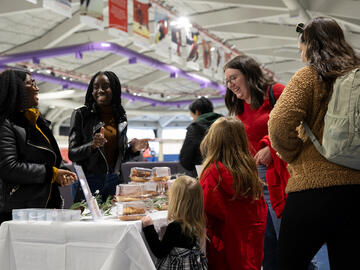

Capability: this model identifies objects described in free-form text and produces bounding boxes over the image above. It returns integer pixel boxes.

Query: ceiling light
[100,42,111,47]
[170,17,191,29]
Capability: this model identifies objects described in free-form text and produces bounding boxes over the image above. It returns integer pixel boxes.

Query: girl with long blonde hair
[142,175,207,270]
[200,116,267,270]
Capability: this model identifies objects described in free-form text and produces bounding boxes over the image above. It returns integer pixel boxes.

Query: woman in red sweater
[224,55,287,270]
[200,117,267,270]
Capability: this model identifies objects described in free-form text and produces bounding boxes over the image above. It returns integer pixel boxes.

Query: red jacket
[259,136,289,218]
[200,162,268,270]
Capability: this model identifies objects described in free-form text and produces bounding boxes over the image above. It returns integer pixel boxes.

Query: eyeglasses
[224,74,240,86]
[296,23,305,34]
[25,79,37,88]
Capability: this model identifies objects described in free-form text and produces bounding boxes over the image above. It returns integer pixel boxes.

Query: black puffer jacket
[68,106,137,178]
[179,112,223,176]
[0,114,62,214]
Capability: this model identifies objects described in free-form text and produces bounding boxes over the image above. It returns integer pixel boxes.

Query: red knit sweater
[237,83,285,155]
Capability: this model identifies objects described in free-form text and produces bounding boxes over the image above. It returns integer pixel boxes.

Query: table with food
[0,166,176,270]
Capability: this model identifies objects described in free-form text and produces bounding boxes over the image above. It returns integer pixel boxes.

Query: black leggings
[278,185,360,270]
[80,0,90,8]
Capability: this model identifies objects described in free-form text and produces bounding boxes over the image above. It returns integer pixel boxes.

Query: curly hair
[224,55,275,115]
[84,71,127,123]
[300,17,360,92]
[0,69,29,123]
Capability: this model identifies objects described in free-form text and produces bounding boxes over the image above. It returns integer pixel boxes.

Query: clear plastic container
[118,201,146,221]
[165,179,176,196]
[130,167,152,182]
[142,181,160,198]
[152,167,171,182]
[12,208,81,222]
[12,209,29,221]
[115,183,144,202]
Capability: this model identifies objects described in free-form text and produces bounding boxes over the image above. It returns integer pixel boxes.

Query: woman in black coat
[68,71,150,202]
[0,69,77,225]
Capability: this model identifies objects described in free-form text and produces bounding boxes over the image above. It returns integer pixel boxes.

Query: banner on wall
[186,29,200,71]
[133,0,150,41]
[43,0,72,18]
[170,27,183,65]
[202,38,212,75]
[80,0,104,30]
[154,8,170,58]
[213,46,224,80]
[108,0,128,37]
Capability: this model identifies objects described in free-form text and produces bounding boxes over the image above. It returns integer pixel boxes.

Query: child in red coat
[200,117,267,270]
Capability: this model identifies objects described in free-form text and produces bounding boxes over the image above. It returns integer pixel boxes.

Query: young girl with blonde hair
[142,175,208,270]
[200,116,267,270]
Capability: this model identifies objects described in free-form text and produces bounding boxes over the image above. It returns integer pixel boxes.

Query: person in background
[224,55,287,270]
[0,69,77,225]
[179,97,222,177]
[268,17,360,270]
[68,71,150,202]
[200,116,267,270]
[141,175,208,269]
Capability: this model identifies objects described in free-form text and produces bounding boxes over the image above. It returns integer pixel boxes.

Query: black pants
[278,185,360,270]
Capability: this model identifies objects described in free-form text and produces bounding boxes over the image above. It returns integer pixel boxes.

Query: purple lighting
[0,42,226,94]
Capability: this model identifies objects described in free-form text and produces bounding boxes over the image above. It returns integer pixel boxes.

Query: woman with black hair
[0,69,77,225]
[68,71,150,202]
[179,97,222,177]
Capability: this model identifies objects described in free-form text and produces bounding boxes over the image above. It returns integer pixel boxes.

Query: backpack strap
[269,85,276,107]
[301,121,325,156]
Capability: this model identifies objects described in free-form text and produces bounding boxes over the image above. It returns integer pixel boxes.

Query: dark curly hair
[0,69,30,123]
[299,17,360,91]
[223,55,275,115]
[85,71,127,123]
[189,97,213,115]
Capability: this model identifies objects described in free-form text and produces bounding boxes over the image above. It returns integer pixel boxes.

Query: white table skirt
[0,211,168,270]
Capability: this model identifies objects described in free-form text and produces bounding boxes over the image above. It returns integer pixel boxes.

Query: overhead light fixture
[170,17,192,30]
[100,42,111,47]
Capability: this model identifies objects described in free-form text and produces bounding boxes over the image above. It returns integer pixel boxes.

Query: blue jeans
[258,165,281,270]
[258,165,318,270]
[72,169,121,203]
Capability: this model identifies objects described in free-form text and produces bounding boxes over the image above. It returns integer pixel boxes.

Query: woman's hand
[254,146,273,167]
[91,127,107,150]
[56,169,78,187]
[141,215,153,227]
[130,138,153,152]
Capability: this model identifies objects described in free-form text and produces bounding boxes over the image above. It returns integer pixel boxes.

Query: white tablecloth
[0,211,168,270]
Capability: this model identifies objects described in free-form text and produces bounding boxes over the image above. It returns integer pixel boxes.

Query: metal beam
[263,60,305,73]
[6,13,84,54]
[126,70,169,88]
[281,0,311,21]
[243,47,300,60]
[159,116,178,128]
[180,0,287,10]
[0,0,43,16]
[208,22,297,40]
[231,37,296,51]
[308,0,360,20]
[189,7,287,28]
